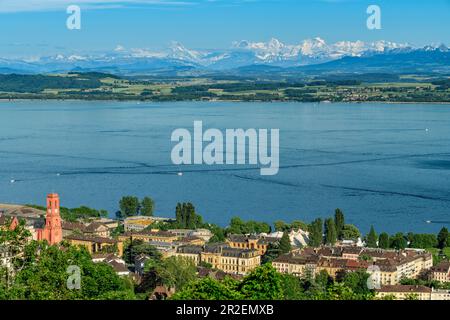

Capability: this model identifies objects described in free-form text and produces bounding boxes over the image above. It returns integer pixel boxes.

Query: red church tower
[37,193,63,245]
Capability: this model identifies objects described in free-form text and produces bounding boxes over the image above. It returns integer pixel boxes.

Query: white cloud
[0,0,197,13]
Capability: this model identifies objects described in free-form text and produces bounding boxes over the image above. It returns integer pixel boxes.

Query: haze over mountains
[1,38,449,76]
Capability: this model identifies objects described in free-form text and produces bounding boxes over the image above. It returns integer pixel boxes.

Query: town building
[226,234,279,255]
[92,253,130,276]
[172,244,261,275]
[428,261,450,283]
[267,229,310,247]
[83,222,110,238]
[118,230,179,243]
[0,204,46,240]
[168,228,213,242]
[123,216,174,232]
[61,221,86,237]
[90,218,118,231]
[65,234,124,256]
[375,285,432,300]
[272,246,433,285]
[375,285,450,300]
[0,215,19,231]
[62,220,111,238]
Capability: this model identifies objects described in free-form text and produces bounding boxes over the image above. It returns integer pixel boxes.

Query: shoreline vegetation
[0,72,448,103]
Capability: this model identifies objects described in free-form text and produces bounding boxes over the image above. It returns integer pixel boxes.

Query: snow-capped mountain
[0,38,447,74]
[231,37,412,65]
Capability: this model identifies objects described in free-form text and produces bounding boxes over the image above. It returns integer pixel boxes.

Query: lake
[1,100,450,234]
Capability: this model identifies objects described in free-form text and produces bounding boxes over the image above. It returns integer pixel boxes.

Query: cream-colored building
[376,285,450,300]
[376,285,432,300]
[429,261,450,283]
[172,244,261,275]
[123,216,173,232]
[118,230,179,243]
[272,246,433,285]
[226,234,279,256]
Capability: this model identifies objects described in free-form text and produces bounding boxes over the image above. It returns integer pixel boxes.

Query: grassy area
[0,72,449,103]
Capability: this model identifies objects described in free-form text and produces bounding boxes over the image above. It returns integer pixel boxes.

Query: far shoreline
[0,98,449,105]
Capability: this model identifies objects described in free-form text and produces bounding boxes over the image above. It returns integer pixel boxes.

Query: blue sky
[0,0,448,57]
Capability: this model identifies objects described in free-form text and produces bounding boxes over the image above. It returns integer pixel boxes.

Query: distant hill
[296,47,450,74]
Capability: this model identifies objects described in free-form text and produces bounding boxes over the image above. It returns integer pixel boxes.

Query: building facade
[272,246,433,285]
[65,234,124,256]
[172,244,261,275]
[226,234,279,255]
[429,261,450,283]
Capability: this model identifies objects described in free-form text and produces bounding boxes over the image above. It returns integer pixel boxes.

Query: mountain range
[1,38,449,76]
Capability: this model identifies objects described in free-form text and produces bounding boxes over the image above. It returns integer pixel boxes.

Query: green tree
[279,231,292,254]
[8,242,133,300]
[342,269,372,296]
[390,233,407,250]
[154,256,197,291]
[334,209,345,240]
[341,224,361,241]
[141,197,155,217]
[290,220,308,231]
[175,203,203,229]
[171,277,243,300]
[119,196,140,218]
[274,220,288,232]
[261,242,282,264]
[324,218,337,245]
[227,217,271,235]
[123,239,162,265]
[366,226,378,248]
[437,227,449,250]
[238,264,283,300]
[378,232,390,249]
[308,218,323,247]
[280,274,304,300]
[409,234,437,249]
[206,224,226,243]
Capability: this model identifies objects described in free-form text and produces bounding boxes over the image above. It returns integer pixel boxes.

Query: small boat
[10,179,15,183]
[426,220,432,224]
[177,172,183,176]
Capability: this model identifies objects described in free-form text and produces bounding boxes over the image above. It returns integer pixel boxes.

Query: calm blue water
[1,100,450,234]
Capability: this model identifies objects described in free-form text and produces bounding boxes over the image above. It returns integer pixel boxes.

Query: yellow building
[172,244,261,275]
[65,234,124,257]
[118,230,179,243]
[376,285,432,300]
[226,234,278,255]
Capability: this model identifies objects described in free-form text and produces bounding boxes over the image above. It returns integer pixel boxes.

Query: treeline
[116,196,155,218]
[308,209,361,246]
[0,74,103,93]
[26,204,108,222]
[364,225,450,255]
